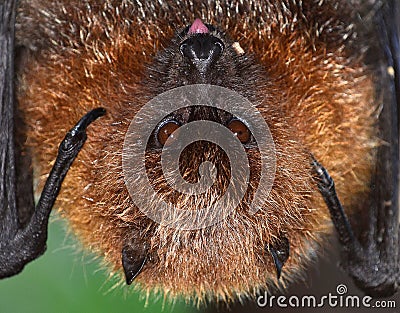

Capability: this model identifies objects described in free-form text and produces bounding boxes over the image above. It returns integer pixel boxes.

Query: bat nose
[180,35,224,71]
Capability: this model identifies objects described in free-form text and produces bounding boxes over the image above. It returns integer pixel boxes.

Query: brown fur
[16,0,376,303]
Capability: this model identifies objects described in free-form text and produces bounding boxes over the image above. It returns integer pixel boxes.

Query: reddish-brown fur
[16,0,376,302]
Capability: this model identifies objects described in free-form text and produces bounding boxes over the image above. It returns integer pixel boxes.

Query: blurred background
[0,213,399,313]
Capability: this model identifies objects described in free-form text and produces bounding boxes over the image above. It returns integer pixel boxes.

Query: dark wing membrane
[337,0,400,297]
[370,0,400,294]
[381,0,400,288]
[321,0,400,297]
[0,0,19,242]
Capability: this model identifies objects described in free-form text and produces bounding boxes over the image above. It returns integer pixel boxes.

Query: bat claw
[122,245,147,285]
[267,236,290,280]
[71,107,106,134]
[60,108,106,153]
[310,155,334,192]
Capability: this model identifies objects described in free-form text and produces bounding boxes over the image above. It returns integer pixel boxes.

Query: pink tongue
[188,18,209,34]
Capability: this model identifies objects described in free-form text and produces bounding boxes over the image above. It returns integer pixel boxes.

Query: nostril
[179,42,188,57]
[213,39,224,56]
[179,41,198,60]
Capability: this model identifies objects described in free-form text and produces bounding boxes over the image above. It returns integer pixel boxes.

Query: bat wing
[368,0,400,295]
[362,0,400,296]
[313,0,400,297]
[0,0,21,246]
[0,0,105,278]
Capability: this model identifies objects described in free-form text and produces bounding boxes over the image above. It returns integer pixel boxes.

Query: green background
[0,214,198,313]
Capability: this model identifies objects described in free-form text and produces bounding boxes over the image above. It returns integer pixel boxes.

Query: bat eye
[157,121,180,146]
[227,119,251,144]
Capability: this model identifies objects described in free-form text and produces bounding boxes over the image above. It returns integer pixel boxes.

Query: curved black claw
[311,156,356,249]
[70,108,106,135]
[311,157,334,192]
[61,108,106,152]
[267,236,290,280]
[122,245,147,285]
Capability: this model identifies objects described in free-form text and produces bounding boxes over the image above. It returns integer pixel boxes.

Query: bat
[0,0,399,306]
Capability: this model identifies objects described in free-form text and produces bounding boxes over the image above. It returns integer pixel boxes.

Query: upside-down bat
[0,0,399,305]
